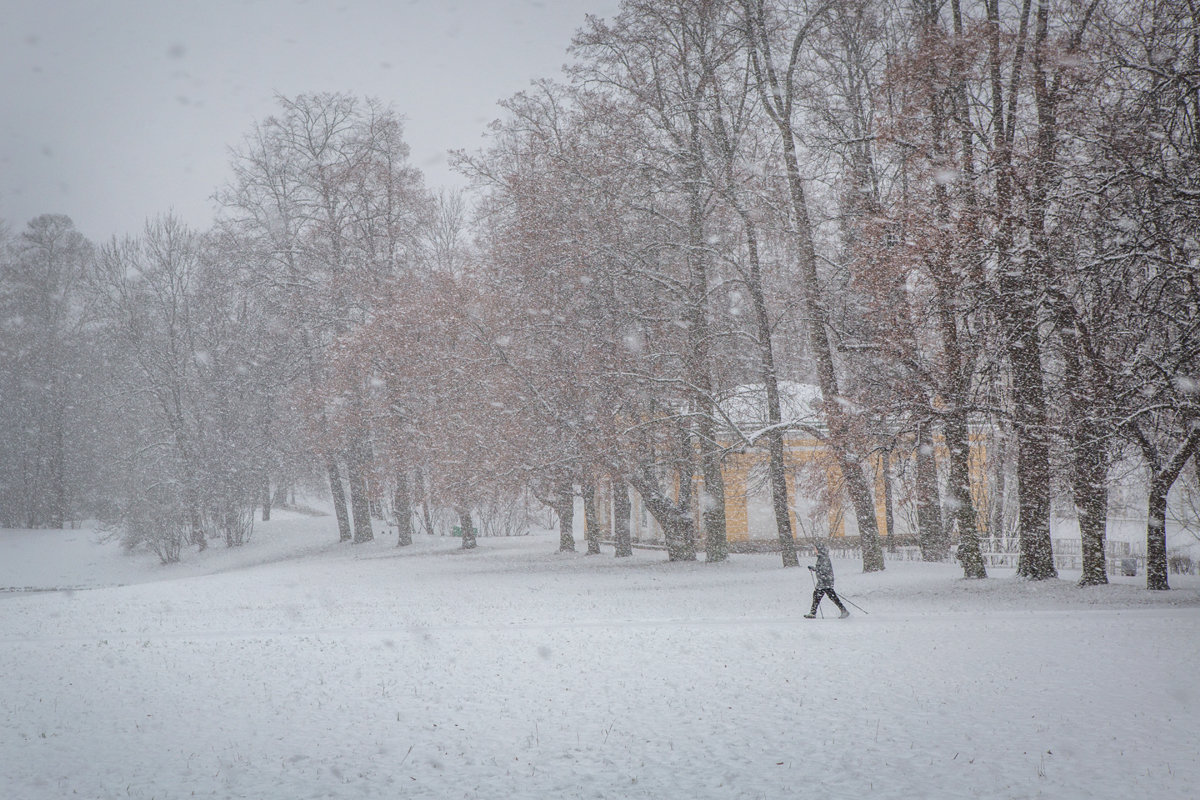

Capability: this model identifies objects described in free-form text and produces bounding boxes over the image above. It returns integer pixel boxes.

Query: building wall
[599,429,993,544]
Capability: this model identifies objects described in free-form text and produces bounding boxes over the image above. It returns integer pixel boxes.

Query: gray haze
[0,0,618,241]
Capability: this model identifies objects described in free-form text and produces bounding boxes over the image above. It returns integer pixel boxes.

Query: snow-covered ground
[3,513,1198,799]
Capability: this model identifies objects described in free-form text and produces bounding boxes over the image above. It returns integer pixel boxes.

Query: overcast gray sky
[1,0,620,242]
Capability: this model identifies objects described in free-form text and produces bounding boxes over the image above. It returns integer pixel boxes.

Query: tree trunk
[582,480,602,555]
[261,473,271,522]
[556,481,576,553]
[1076,460,1108,586]
[742,0,883,572]
[187,491,206,552]
[52,397,66,529]
[744,217,798,567]
[328,460,352,542]
[612,476,633,558]
[1141,430,1200,590]
[882,452,896,553]
[1146,480,1170,591]
[988,425,1008,548]
[1010,343,1055,580]
[682,137,727,565]
[671,420,698,562]
[985,0,1056,581]
[629,470,697,562]
[915,429,946,560]
[767,427,799,567]
[944,413,988,578]
[415,466,435,535]
[347,440,373,543]
[842,462,885,572]
[393,471,413,547]
[698,407,729,564]
[923,7,987,578]
[457,503,477,550]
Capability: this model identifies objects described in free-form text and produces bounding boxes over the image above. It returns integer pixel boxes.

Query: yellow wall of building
[711,430,992,541]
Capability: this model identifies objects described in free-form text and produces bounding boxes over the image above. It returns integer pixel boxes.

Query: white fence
[974,538,1142,574]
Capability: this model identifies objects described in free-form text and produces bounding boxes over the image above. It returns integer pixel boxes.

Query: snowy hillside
[3,515,1198,799]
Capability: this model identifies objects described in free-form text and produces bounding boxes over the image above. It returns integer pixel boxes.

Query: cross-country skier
[805,541,850,619]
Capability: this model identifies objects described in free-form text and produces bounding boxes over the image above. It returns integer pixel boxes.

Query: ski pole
[839,593,869,615]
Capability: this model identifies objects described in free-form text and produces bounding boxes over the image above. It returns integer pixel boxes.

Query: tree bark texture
[556,482,576,553]
[328,461,352,542]
[915,428,948,561]
[629,470,697,562]
[347,442,374,544]
[393,471,413,547]
[457,503,477,550]
[612,477,633,558]
[582,480,602,555]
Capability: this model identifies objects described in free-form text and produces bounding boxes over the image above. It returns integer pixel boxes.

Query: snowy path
[2,521,1198,799]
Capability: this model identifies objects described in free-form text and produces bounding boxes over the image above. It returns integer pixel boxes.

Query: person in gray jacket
[804,541,850,618]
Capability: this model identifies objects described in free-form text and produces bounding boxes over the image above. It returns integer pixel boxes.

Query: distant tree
[80,217,262,550]
[219,92,428,544]
[739,0,886,571]
[0,215,92,529]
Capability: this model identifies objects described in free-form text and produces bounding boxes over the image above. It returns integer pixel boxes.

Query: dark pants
[810,587,847,615]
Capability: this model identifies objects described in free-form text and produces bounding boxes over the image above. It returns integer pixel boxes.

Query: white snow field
[3,513,1199,800]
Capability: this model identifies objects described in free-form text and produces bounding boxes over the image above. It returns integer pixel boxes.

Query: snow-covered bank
[2,519,1198,799]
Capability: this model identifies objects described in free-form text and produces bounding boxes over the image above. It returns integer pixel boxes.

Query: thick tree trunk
[915,428,948,562]
[1010,341,1056,580]
[842,461,885,572]
[1146,482,1170,591]
[882,453,896,552]
[944,412,988,578]
[393,471,413,547]
[698,407,729,564]
[1056,321,1111,586]
[582,480,602,555]
[767,428,799,568]
[1076,464,1108,586]
[347,441,373,544]
[612,476,633,558]
[457,503,477,550]
[1066,334,1110,585]
[328,460,352,542]
[556,482,576,553]
[672,422,698,563]
[629,470,697,562]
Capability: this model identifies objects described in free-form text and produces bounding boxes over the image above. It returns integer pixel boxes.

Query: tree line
[1,0,1196,588]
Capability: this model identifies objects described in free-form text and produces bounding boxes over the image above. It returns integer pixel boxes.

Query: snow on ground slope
[2,516,1198,799]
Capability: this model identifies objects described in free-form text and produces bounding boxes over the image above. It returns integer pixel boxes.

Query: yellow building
[594,383,993,547]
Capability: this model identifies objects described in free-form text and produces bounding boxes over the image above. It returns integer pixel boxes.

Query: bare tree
[740,0,886,571]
